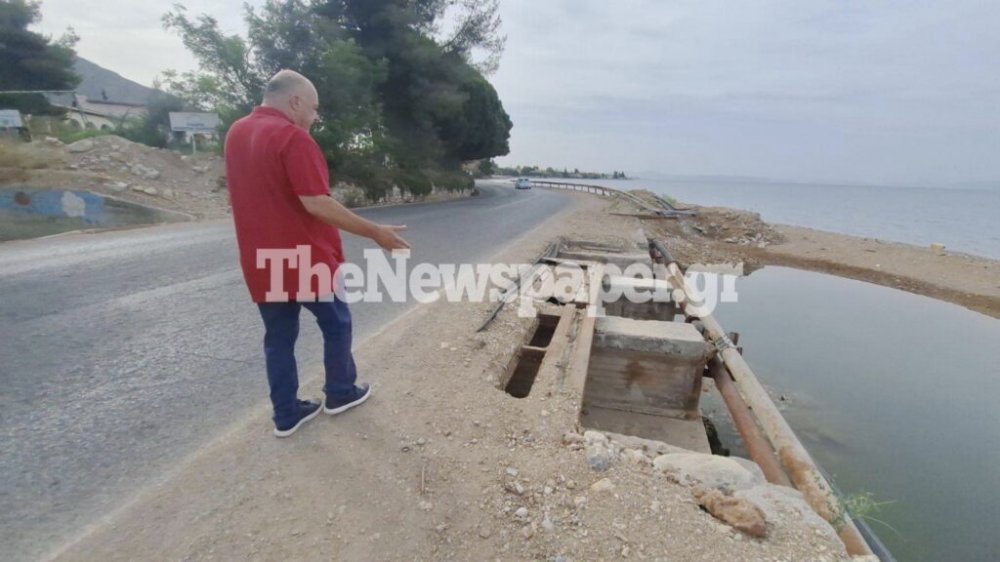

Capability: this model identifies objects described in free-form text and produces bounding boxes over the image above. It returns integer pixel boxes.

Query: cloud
[31,0,1000,185]
[491,0,1000,185]
[34,0,263,85]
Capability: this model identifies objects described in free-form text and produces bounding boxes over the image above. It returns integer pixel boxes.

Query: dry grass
[0,140,65,185]
[0,140,63,169]
[0,167,28,184]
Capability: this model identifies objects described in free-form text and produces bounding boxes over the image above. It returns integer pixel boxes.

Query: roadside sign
[168,112,220,133]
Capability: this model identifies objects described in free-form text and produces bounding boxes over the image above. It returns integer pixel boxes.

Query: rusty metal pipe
[648,238,873,557]
[707,357,793,488]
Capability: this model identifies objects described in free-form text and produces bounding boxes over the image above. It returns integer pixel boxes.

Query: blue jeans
[257,298,358,427]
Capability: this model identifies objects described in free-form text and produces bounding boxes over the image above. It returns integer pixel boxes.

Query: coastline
[29,187,990,560]
[639,202,1000,319]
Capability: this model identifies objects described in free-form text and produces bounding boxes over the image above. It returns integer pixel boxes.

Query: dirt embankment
[1,135,472,223]
[641,202,1000,319]
[2,135,231,219]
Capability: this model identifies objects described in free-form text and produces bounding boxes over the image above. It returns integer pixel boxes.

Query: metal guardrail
[513,179,696,217]
[527,180,617,197]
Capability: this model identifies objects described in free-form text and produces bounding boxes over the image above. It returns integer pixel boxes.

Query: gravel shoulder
[46,193,854,562]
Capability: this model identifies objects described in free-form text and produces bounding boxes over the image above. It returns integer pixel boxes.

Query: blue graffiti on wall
[0,189,108,224]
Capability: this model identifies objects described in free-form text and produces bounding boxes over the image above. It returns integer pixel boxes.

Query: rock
[735,483,840,543]
[142,187,159,196]
[541,515,555,532]
[161,188,175,200]
[586,441,615,472]
[505,467,519,477]
[584,431,617,471]
[520,525,534,540]
[562,432,584,446]
[478,526,492,539]
[604,432,689,456]
[590,478,614,493]
[930,243,946,252]
[66,139,95,153]
[729,457,767,483]
[110,182,128,193]
[620,448,648,465]
[130,163,161,180]
[513,507,529,520]
[694,488,768,538]
[504,481,526,496]
[565,480,577,490]
[653,452,763,492]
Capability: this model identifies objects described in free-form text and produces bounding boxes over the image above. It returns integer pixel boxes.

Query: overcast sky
[35,0,1000,187]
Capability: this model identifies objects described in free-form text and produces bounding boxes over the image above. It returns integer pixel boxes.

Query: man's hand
[372,224,410,251]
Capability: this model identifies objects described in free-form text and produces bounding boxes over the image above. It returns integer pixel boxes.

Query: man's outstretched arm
[299,195,410,251]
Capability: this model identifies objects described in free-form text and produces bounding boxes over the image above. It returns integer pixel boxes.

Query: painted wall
[0,189,108,224]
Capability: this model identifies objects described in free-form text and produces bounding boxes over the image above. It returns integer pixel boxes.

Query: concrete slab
[594,316,709,359]
[583,347,705,417]
[581,405,712,454]
[557,251,652,269]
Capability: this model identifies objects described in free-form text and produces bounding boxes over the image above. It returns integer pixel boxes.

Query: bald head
[264,70,315,101]
[262,69,320,130]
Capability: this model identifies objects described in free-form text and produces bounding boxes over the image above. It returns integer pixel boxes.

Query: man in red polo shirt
[226,69,409,437]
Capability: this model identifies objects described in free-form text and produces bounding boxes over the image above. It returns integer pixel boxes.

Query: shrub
[58,129,114,144]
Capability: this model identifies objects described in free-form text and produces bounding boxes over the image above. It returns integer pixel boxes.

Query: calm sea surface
[579,178,999,559]
[587,179,1000,259]
[705,267,1000,562]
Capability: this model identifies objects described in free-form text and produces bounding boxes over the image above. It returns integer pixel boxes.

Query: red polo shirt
[224,106,344,302]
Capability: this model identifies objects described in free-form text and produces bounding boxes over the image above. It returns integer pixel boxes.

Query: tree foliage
[160,0,511,199]
[0,0,79,114]
[0,0,79,90]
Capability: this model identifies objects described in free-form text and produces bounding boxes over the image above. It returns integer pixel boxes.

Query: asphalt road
[0,181,571,561]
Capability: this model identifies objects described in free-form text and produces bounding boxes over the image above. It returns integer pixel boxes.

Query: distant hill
[72,57,162,105]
